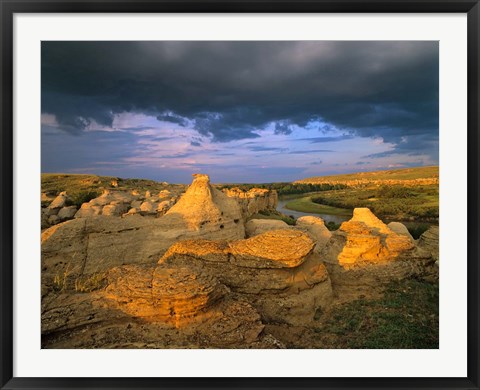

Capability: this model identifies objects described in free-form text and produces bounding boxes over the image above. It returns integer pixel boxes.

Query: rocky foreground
[41,174,438,349]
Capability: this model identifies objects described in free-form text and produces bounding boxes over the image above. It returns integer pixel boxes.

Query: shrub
[67,191,101,208]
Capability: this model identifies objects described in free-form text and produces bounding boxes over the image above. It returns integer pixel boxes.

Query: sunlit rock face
[164,174,245,237]
[222,187,278,219]
[105,265,228,326]
[320,208,436,301]
[159,229,333,326]
[41,174,246,286]
[295,216,332,253]
[42,263,266,348]
[326,208,415,268]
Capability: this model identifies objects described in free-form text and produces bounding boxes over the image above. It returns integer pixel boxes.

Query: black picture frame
[1,1,479,389]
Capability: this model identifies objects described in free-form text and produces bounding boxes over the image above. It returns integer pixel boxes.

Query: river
[277,197,351,224]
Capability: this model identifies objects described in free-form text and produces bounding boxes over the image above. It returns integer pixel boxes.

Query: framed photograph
[1,1,479,389]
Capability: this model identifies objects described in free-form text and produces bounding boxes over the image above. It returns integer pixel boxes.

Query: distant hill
[41,173,183,196]
[295,166,439,186]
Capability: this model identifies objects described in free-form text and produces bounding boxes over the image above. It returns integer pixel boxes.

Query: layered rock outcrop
[42,264,267,348]
[319,208,436,301]
[417,225,439,263]
[222,187,278,219]
[295,216,332,253]
[41,174,246,285]
[164,174,244,237]
[323,208,416,269]
[105,265,228,325]
[159,230,333,325]
[245,219,290,237]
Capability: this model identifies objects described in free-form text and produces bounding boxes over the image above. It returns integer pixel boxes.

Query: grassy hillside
[41,173,185,201]
[296,166,439,185]
[287,167,439,222]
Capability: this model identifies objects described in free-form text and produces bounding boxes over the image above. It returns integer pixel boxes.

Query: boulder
[158,190,171,199]
[295,216,332,252]
[387,222,414,242]
[74,204,102,218]
[417,225,439,262]
[48,215,60,225]
[123,208,139,216]
[245,219,290,237]
[48,191,68,209]
[156,200,171,213]
[140,201,156,214]
[57,206,77,221]
[102,203,129,217]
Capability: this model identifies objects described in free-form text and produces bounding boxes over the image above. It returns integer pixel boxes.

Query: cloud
[42,41,438,158]
[274,120,294,135]
[248,146,288,152]
[299,135,355,143]
[288,149,334,154]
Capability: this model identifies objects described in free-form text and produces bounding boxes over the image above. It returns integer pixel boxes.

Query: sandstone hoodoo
[159,229,333,326]
[326,208,416,268]
[163,173,244,237]
[41,174,247,285]
[41,173,438,349]
[319,208,436,301]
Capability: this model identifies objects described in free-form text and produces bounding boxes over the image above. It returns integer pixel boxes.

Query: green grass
[296,166,439,184]
[250,210,296,225]
[310,185,438,221]
[317,279,439,349]
[284,196,353,216]
[42,173,186,198]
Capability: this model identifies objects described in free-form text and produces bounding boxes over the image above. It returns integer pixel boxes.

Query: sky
[41,41,439,184]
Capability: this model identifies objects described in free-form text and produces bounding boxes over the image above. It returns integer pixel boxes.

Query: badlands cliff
[41,174,438,349]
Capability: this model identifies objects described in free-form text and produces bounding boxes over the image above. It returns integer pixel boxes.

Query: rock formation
[295,216,332,253]
[48,191,69,209]
[222,187,278,219]
[106,265,228,325]
[324,208,415,268]
[245,219,290,237]
[41,174,439,349]
[319,208,436,301]
[41,174,246,286]
[417,225,439,263]
[163,174,245,237]
[387,222,415,242]
[159,230,333,325]
[42,264,267,348]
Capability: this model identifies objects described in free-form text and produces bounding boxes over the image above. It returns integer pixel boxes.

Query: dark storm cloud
[299,135,355,143]
[42,41,438,156]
